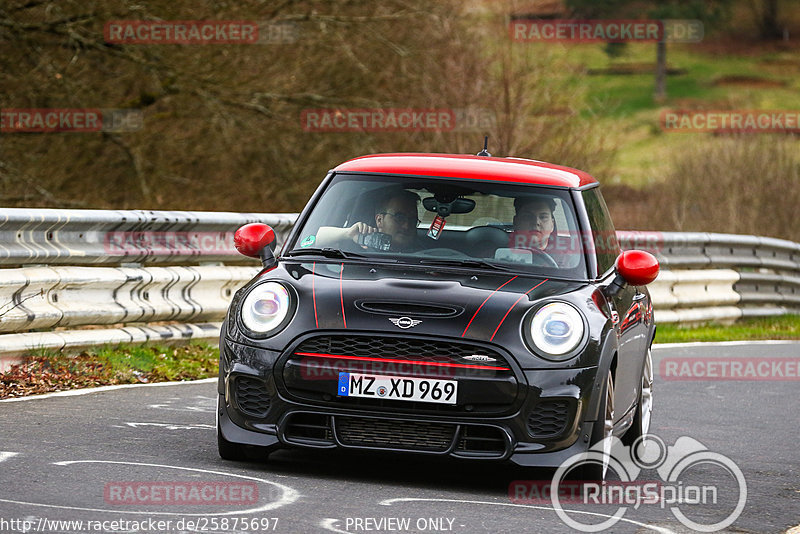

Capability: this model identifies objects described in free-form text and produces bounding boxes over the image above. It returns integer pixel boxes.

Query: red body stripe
[295,352,510,371]
[462,276,518,337]
[312,262,319,328]
[339,263,347,328]
[489,279,548,341]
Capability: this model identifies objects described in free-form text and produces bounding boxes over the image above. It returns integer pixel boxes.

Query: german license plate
[337,373,457,405]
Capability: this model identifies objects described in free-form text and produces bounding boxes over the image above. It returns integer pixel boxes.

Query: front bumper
[218,335,602,467]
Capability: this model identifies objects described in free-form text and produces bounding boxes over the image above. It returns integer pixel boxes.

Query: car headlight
[240,282,292,336]
[528,302,585,360]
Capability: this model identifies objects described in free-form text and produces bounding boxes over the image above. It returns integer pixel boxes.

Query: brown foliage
[0,0,613,212]
[605,134,800,242]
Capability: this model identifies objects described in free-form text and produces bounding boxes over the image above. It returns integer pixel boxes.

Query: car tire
[622,347,654,457]
[217,424,251,461]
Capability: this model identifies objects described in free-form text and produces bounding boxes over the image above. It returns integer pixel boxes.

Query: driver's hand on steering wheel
[345,222,377,243]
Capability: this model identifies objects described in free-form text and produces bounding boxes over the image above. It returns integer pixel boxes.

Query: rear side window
[581,188,620,275]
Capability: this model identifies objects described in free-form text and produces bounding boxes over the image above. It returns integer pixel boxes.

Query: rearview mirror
[422,197,476,217]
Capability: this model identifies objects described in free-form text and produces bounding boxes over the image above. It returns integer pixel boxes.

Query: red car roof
[332,153,598,188]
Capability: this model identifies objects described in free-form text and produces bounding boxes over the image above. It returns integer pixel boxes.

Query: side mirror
[234,223,277,269]
[604,250,659,297]
[617,250,659,286]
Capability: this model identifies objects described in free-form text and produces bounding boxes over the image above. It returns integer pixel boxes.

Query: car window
[290,173,589,278]
[581,187,620,275]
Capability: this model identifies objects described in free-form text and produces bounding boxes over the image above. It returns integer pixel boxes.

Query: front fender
[584,330,618,422]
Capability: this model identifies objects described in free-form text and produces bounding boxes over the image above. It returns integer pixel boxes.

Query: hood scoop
[355,300,463,318]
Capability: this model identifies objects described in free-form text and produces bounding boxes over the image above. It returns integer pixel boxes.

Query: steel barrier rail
[618,230,800,322]
[2,211,800,365]
[0,265,259,333]
[0,208,299,266]
[0,323,222,360]
[617,231,800,270]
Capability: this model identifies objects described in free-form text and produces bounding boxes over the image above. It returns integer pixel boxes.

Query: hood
[267,260,586,345]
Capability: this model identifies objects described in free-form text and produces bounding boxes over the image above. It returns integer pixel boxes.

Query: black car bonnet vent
[355,300,463,318]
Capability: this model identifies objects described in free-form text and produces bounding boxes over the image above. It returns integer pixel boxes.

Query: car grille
[279,412,510,457]
[234,377,271,418]
[527,400,571,437]
[294,335,511,370]
[336,416,455,452]
[284,413,333,445]
[282,334,519,415]
[456,425,508,455]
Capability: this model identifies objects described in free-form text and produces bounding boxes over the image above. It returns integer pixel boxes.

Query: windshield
[288,173,588,278]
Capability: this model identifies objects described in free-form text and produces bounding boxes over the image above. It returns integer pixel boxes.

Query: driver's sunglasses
[381,211,421,226]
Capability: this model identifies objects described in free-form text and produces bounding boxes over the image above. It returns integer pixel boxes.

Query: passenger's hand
[345,222,377,243]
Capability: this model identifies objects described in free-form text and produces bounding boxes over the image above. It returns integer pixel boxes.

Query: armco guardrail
[1,212,799,364]
[618,231,800,323]
[0,209,298,363]
[0,208,297,265]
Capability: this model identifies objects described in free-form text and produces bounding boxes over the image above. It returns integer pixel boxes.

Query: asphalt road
[0,342,797,534]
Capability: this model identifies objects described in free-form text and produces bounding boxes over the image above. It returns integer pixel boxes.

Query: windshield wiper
[283,248,366,260]
[416,258,514,272]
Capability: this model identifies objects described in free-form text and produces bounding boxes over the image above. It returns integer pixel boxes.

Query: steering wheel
[529,247,559,268]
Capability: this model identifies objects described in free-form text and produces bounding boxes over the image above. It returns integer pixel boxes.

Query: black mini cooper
[217,152,658,474]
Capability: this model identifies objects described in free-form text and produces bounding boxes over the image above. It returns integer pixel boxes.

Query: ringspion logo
[547,435,747,532]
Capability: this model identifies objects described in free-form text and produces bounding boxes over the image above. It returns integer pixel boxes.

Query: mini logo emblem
[464,354,497,363]
[389,317,421,329]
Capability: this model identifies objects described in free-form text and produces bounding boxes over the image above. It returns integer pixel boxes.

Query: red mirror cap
[234,223,275,258]
[616,250,659,286]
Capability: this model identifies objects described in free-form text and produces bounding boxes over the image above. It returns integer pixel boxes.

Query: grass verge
[2,316,797,399]
[0,343,218,400]
[655,315,800,344]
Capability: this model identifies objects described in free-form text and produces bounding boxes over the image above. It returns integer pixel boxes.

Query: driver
[316,189,423,252]
[512,196,556,250]
[511,196,568,267]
